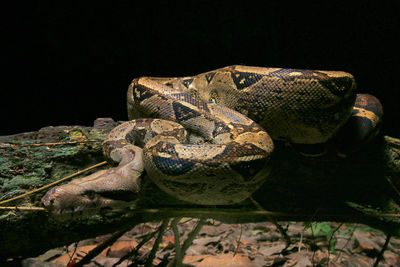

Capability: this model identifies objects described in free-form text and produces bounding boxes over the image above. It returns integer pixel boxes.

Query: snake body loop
[107,65,357,205]
[42,65,383,214]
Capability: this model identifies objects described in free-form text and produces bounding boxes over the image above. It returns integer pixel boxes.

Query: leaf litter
[24,220,400,267]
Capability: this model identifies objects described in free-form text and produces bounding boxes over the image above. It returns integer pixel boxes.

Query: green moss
[2,175,45,191]
[52,147,80,158]
[88,129,108,141]
[0,127,106,201]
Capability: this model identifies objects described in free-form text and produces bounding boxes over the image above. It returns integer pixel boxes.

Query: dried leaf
[258,243,286,256]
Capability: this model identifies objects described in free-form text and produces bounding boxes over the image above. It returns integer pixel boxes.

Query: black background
[2,1,399,137]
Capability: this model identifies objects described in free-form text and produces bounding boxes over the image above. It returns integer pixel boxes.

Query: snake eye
[84,190,96,200]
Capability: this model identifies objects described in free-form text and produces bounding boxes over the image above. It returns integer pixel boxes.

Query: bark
[0,118,399,260]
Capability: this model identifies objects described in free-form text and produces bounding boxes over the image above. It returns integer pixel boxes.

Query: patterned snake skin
[105,65,357,205]
[42,65,383,213]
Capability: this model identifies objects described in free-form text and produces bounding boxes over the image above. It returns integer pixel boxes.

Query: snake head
[42,161,143,218]
[41,184,133,217]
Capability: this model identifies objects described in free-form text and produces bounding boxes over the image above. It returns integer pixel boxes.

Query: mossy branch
[0,119,399,260]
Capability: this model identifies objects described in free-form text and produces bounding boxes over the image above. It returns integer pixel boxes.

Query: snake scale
[42,65,383,214]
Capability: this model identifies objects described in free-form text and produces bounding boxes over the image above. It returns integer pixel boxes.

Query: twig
[168,218,205,267]
[127,208,400,219]
[180,218,205,252]
[74,225,133,267]
[299,230,304,253]
[0,140,101,149]
[0,161,107,205]
[112,225,159,267]
[309,223,324,267]
[373,233,392,267]
[133,225,160,240]
[233,224,243,256]
[0,206,46,211]
[2,205,399,221]
[328,223,343,251]
[250,197,291,249]
[333,225,358,264]
[327,222,343,266]
[144,219,169,267]
[66,242,79,267]
[170,217,183,267]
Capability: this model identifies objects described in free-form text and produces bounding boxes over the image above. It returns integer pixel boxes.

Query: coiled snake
[42,65,383,214]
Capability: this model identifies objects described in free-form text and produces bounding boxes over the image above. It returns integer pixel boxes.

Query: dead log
[0,118,399,260]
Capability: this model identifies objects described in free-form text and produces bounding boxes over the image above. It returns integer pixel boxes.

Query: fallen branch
[0,119,399,261]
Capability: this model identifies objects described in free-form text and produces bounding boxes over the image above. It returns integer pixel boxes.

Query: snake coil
[42,65,383,214]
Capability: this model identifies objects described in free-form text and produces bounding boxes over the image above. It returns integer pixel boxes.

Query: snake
[42,65,383,214]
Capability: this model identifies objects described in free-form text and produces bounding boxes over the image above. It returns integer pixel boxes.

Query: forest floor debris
[24,220,400,267]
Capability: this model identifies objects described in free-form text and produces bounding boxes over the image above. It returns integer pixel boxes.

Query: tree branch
[0,118,399,260]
